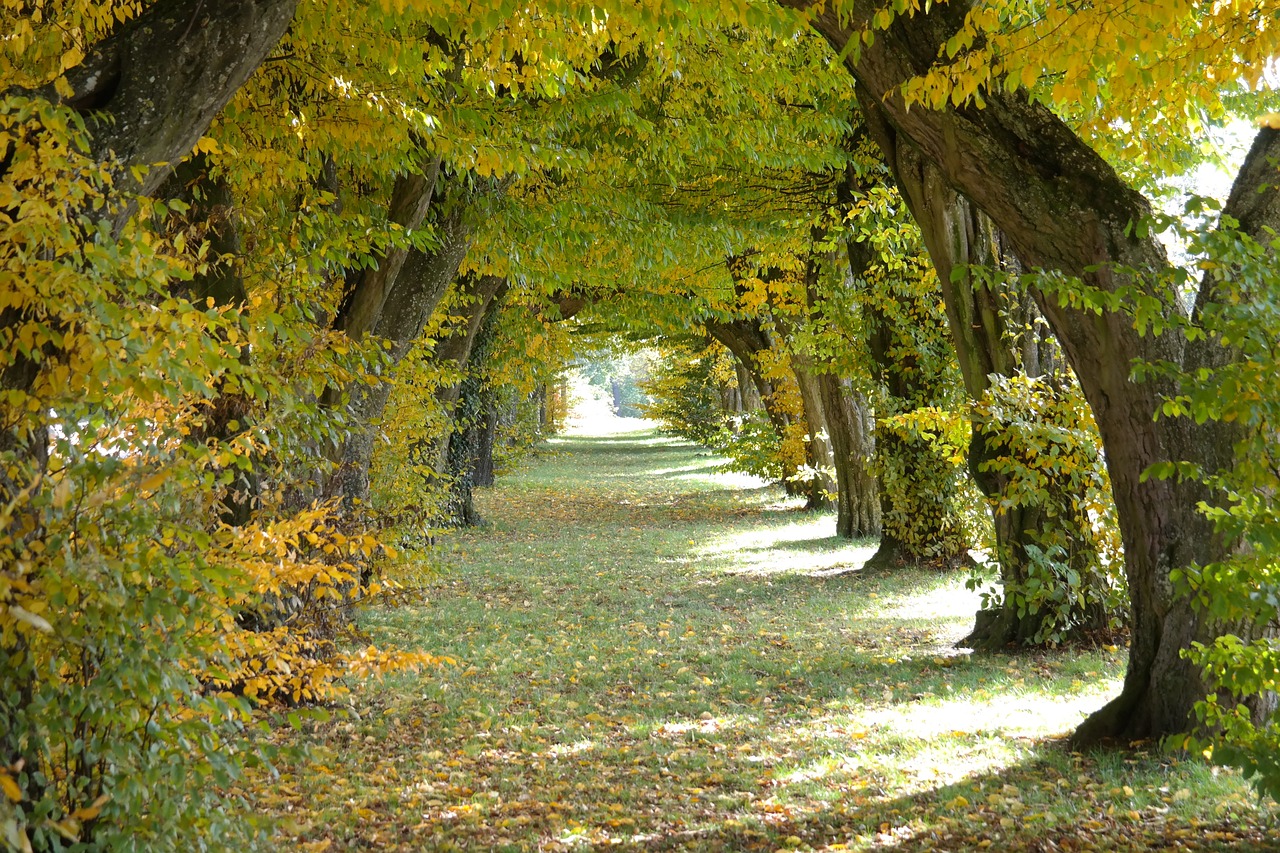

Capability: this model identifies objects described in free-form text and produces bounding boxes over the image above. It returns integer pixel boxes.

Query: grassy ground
[255,424,1278,851]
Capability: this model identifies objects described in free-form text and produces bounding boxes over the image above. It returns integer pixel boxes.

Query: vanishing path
[265,423,1271,851]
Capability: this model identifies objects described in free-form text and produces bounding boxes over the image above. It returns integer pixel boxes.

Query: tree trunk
[842,224,969,569]
[25,0,297,202]
[798,250,879,537]
[783,0,1280,740]
[442,294,509,527]
[817,373,880,538]
[860,123,1113,648]
[326,204,473,505]
[472,393,499,488]
[791,363,837,510]
[735,361,762,412]
[332,158,443,340]
[428,274,510,476]
[611,378,625,415]
[705,318,804,494]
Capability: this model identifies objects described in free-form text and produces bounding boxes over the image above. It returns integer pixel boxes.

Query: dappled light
[250,426,1276,850]
[696,520,879,577]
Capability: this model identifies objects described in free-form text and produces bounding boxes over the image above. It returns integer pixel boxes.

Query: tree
[779,0,1280,740]
[860,128,1123,648]
[837,171,975,569]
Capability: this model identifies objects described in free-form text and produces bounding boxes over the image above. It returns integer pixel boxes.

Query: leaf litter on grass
[253,425,1279,851]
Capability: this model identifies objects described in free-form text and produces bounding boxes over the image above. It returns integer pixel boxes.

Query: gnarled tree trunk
[790,362,837,510]
[817,373,880,538]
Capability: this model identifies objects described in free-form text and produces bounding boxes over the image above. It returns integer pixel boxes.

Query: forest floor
[254,420,1279,851]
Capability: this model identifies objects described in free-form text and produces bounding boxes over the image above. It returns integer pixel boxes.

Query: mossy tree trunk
[441,292,509,527]
[841,201,970,570]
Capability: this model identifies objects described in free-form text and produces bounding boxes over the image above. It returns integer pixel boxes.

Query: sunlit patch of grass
[696,519,880,577]
[253,426,1280,851]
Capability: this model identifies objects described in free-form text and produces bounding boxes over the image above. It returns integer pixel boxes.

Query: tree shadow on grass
[617,747,1280,851]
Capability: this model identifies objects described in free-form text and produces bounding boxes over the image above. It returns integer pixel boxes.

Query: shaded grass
[254,426,1277,851]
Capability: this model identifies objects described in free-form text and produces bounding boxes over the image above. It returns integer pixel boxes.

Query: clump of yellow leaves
[207,501,452,705]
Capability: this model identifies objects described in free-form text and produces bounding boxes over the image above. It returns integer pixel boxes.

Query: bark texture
[800,251,879,537]
[427,274,510,478]
[37,0,297,200]
[790,362,837,510]
[333,157,444,340]
[783,0,1280,739]
[817,373,880,538]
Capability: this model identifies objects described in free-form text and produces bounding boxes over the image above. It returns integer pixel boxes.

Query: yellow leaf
[60,45,85,72]
[139,471,167,493]
[52,478,72,509]
[70,792,109,822]
[1258,113,1280,129]
[0,770,21,803]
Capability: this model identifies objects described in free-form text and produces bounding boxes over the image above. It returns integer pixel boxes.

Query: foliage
[0,94,265,850]
[969,373,1127,643]
[641,341,737,447]
[876,406,982,563]
[0,95,444,849]
[7,0,1280,833]
[750,333,814,485]
[841,186,977,563]
[716,414,790,483]
[874,0,1280,177]
[368,311,458,554]
[1148,200,1280,800]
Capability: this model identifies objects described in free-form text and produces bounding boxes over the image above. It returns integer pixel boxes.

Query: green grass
[254,426,1278,851]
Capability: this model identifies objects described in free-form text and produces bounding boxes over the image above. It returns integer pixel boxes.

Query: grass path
[261,425,1276,851]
